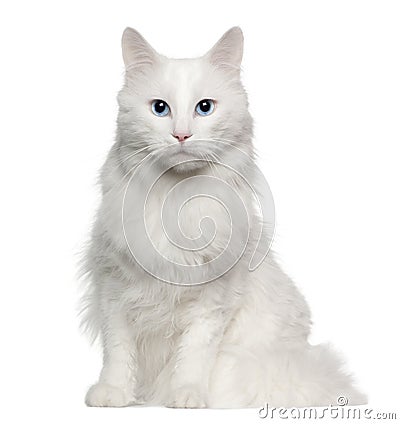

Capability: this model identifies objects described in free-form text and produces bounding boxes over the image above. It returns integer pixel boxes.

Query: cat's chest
[106,169,254,275]
[142,184,232,264]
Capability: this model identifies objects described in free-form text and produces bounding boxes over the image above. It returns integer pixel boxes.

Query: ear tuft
[121,27,158,71]
[206,27,244,71]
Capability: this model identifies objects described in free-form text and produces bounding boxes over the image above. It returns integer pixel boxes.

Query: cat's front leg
[166,304,227,408]
[85,310,137,407]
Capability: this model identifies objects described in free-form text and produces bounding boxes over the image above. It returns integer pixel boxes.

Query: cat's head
[117,27,253,174]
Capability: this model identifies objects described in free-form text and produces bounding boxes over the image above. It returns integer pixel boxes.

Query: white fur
[81,27,366,408]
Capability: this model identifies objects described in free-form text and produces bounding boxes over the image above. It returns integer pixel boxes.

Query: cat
[81,27,366,408]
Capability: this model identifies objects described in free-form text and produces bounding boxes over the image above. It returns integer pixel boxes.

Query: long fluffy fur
[81,27,366,408]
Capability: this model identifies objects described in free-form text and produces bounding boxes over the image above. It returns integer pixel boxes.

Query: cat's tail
[209,342,367,408]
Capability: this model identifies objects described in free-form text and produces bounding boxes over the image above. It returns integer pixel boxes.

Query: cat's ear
[121,28,159,71]
[206,27,244,72]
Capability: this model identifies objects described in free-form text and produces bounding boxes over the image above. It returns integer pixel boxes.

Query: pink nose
[172,132,192,143]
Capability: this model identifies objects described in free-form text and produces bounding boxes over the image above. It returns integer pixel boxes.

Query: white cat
[81,27,366,408]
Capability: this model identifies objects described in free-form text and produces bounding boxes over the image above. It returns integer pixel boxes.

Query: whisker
[191,137,248,147]
[191,138,248,152]
[117,144,154,167]
[117,148,162,193]
[198,151,223,180]
[206,152,225,180]
[108,141,149,154]
[191,137,258,157]
[112,136,255,196]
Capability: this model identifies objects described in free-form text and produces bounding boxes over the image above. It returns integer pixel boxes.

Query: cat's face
[118,27,253,173]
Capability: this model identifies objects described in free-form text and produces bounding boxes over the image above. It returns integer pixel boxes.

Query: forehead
[150,58,218,106]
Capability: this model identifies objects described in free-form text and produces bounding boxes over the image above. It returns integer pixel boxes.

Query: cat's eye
[151,99,170,117]
[195,99,215,116]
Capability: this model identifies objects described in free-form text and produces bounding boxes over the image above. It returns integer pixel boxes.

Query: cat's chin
[169,159,208,174]
[161,147,209,174]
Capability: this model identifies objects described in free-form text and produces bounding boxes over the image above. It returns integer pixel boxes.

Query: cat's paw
[85,382,132,407]
[166,385,207,408]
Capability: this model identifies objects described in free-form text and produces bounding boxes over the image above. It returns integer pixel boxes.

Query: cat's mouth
[161,144,209,173]
[170,143,203,158]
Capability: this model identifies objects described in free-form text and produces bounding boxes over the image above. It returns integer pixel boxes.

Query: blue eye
[151,99,170,117]
[195,99,215,116]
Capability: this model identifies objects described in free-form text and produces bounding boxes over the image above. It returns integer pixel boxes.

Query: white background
[0,1,399,423]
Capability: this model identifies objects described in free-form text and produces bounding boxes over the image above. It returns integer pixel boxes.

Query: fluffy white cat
[81,27,366,408]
